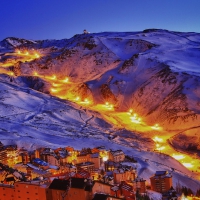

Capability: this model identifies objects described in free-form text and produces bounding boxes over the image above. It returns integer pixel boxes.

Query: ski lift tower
[83,29,89,34]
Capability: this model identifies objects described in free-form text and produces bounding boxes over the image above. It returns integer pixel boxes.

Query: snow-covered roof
[32,158,48,166]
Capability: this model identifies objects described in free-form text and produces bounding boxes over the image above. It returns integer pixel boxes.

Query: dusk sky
[0,0,200,41]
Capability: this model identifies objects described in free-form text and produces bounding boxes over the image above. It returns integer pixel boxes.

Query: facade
[76,162,95,173]
[77,154,90,164]
[14,182,47,200]
[0,142,7,164]
[132,177,146,194]
[0,184,15,200]
[92,193,124,200]
[108,150,125,162]
[113,168,135,184]
[92,181,111,195]
[0,181,48,200]
[89,153,101,169]
[110,182,135,199]
[46,154,60,166]
[104,161,121,172]
[48,178,92,200]
[150,171,172,193]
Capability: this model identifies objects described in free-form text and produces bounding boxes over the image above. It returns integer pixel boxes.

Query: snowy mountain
[0,29,200,190]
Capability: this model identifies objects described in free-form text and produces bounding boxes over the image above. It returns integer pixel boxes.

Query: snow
[147,190,162,200]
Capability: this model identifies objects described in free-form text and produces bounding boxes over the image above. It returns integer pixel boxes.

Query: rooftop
[49,179,70,190]
[155,171,167,176]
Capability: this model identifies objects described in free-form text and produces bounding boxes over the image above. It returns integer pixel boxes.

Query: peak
[2,37,37,47]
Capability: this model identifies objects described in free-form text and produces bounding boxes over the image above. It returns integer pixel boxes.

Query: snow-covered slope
[0,30,200,189]
[7,30,199,131]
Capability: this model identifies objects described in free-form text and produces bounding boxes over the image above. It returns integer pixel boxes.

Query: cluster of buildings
[0,141,178,200]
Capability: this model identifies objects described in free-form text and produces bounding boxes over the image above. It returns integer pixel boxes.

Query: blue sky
[0,0,200,40]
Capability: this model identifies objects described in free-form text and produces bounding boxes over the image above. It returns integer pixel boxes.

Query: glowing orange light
[103,156,108,161]
[17,50,21,54]
[130,114,141,124]
[25,51,29,55]
[153,136,163,143]
[35,53,40,58]
[62,77,69,83]
[52,83,61,87]
[9,71,14,76]
[172,154,185,160]
[75,96,80,101]
[51,88,57,93]
[157,146,165,151]
[108,104,114,110]
[84,98,89,103]
[182,163,193,168]
[51,75,57,80]
[33,71,38,76]
[151,123,160,130]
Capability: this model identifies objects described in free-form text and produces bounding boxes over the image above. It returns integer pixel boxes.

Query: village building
[76,154,90,164]
[76,170,91,179]
[131,177,146,194]
[0,141,7,164]
[48,177,92,200]
[108,150,125,162]
[18,148,30,164]
[76,161,95,173]
[104,161,121,171]
[0,170,7,182]
[15,181,48,200]
[92,181,111,195]
[0,181,48,200]
[56,148,68,165]
[0,183,15,200]
[65,163,77,173]
[92,193,124,200]
[150,171,172,193]
[110,182,135,199]
[113,166,135,184]
[89,153,101,169]
[32,158,49,170]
